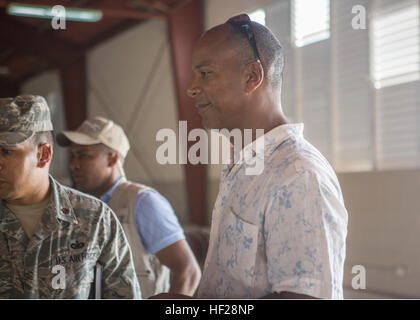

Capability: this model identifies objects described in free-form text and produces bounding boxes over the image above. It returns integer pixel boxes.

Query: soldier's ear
[37,144,53,168]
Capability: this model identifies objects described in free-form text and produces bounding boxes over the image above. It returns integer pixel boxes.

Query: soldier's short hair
[29,131,54,149]
[100,143,125,165]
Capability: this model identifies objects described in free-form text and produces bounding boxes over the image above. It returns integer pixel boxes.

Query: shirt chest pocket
[215,208,259,287]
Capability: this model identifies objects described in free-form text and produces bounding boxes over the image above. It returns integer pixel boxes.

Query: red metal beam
[100,8,165,19]
[167,0,206,225]
[129,0,170,13]
[60,55,87,130]
[0,15,83,67]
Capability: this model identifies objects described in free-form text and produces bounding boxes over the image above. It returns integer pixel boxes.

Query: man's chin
[201,118,218,130]
[201,121,210,130]
[72,181,86,192]
[0,192,17,203]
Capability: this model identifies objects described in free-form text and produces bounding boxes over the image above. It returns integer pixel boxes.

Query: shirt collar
[49,175,78,225]
[223,123,304,177]
[100,176,125,203]
[235,123,304,164]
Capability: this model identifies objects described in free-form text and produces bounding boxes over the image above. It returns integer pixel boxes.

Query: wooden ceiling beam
[0,46,14,64]
[100,7,165,19]
[60,55,87,130]
[0,16,83,67]
[130,0,170,14]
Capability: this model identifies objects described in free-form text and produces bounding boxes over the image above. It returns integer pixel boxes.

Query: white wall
[340,170,420,298]
[21,70,69,182]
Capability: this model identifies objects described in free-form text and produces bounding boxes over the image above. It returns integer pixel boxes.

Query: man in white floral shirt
[152,13,348,300]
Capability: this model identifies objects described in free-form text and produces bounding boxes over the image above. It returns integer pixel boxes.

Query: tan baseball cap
[56,117,130,158]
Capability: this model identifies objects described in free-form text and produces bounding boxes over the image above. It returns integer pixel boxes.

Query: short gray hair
[228,21,285,90]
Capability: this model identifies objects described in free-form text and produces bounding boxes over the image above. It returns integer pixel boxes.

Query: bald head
[195,24,241,67]
[202,16,285,90]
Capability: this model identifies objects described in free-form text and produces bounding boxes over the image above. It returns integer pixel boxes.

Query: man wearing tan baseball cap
[57,117,201,298]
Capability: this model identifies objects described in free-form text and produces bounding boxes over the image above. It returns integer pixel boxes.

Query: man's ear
[107,151,119,168]
[243,61,264,94]
[37,144,53,168]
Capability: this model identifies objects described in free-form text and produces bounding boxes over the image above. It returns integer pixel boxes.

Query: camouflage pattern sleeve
[98,205,142,299]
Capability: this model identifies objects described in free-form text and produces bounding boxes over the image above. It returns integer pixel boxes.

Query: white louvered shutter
[372,0,420,169]
[332,0,374,171]
[292,0,330,47]
[371,0,420,89]
[291,0,332,161]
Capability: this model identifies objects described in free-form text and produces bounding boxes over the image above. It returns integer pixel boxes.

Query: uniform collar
[50,175,78,225]
[0,175,78,240]
[0,201,24,239]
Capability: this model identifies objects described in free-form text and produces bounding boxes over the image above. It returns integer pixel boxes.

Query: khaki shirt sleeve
[98,206,142,299]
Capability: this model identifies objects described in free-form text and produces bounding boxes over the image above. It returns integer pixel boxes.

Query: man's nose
[187,79,201,98]
[70,156,80,171]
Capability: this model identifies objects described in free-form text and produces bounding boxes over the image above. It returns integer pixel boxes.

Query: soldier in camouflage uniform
[0,95,142,299]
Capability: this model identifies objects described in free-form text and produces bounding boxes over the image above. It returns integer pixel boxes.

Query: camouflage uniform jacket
[0,175,142,299]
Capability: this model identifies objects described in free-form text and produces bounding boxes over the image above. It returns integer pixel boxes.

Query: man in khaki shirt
[0,95,141,299]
